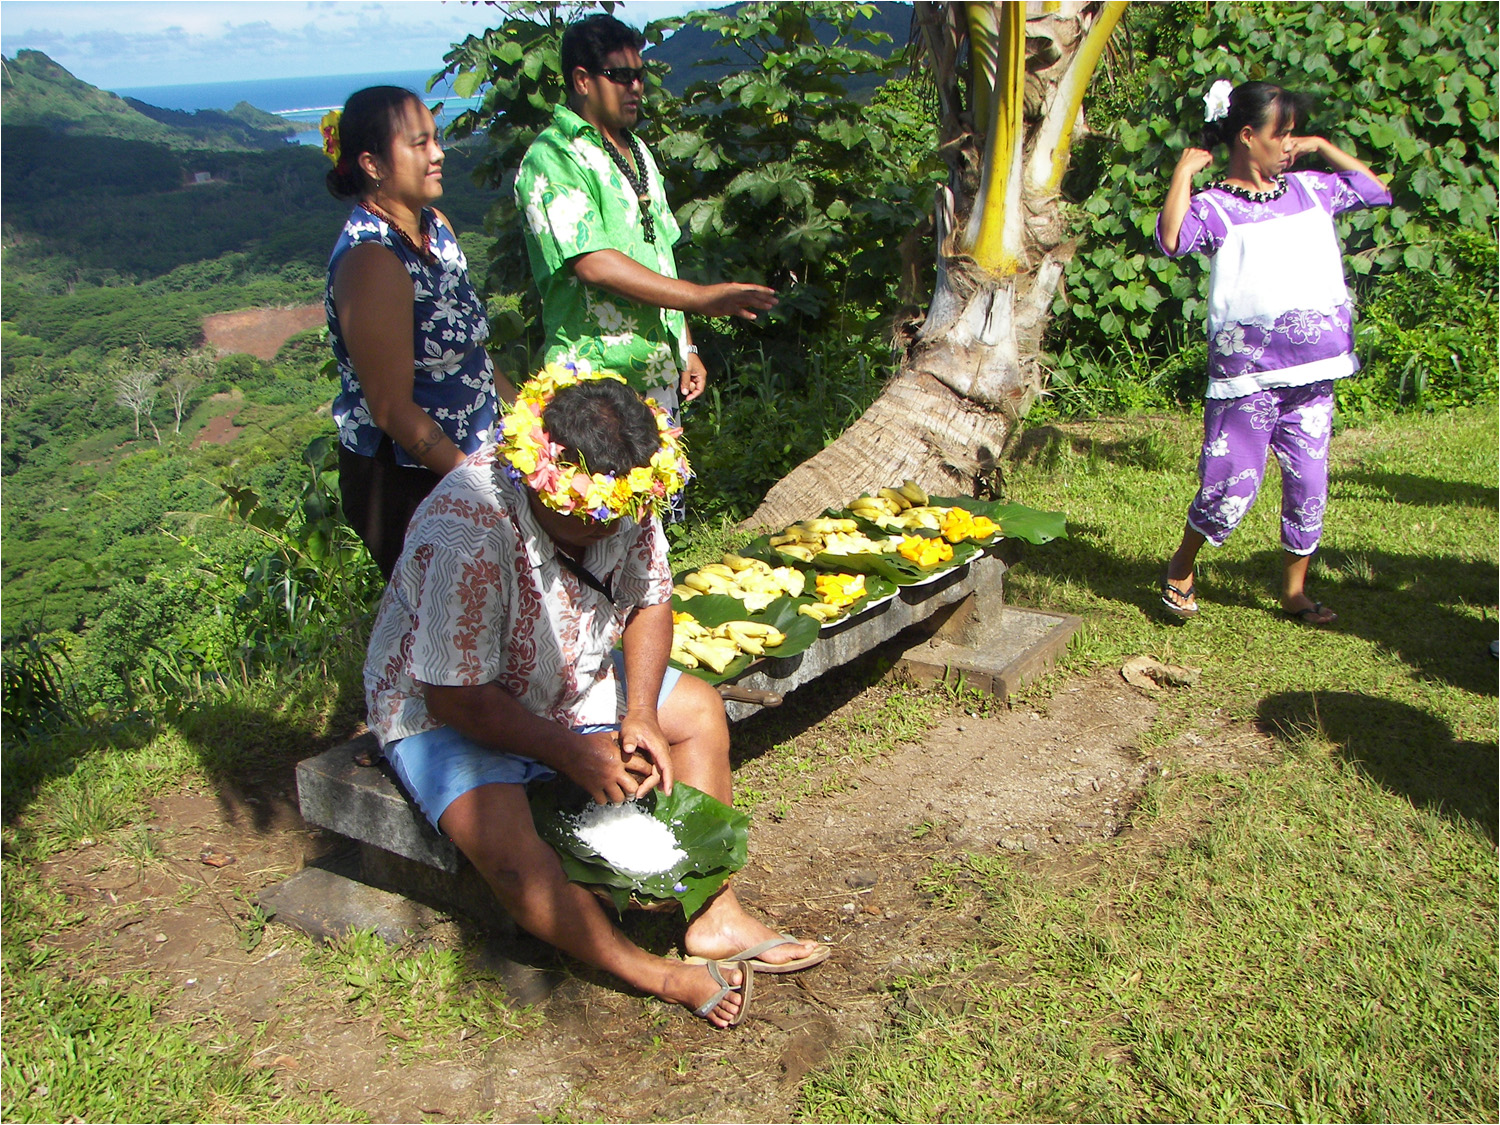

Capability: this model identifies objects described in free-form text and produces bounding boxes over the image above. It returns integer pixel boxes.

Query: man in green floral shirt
[516,13,777,420]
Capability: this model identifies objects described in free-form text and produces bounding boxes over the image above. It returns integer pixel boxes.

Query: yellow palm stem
[1024,0,1128,197]
[964,1,1027,274]
[965,2,999,149]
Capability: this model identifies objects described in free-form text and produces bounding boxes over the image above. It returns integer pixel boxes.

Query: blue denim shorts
[383,652,684,830]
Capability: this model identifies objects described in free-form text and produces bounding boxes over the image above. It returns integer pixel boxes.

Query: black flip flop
[1160,577,1198,619]
[1283,601,1336,626]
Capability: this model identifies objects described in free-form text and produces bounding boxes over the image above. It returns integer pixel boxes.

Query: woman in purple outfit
[1157,80,1390,625]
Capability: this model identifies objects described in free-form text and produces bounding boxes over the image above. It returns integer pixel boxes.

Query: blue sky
[0,1,705,92]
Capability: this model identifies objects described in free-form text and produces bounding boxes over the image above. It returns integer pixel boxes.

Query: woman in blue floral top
[324,86,500,578]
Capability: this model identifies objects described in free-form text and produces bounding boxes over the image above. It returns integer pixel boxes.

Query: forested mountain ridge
[0,56,504,704]
[1,49,295,150]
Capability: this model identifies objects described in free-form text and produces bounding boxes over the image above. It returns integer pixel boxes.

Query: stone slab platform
[895,605,1082,703]
[298,734,457,872]
[258,865,441,945]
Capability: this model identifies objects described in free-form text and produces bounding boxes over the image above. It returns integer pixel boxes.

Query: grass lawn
[800,402,1497,1122]
[2,404,1494,1123]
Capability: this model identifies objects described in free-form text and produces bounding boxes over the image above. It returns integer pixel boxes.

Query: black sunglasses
[595,66,646,86]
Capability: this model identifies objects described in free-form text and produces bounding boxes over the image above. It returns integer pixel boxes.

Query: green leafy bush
[1050,1,1498,410]
[1345,225,1498,412]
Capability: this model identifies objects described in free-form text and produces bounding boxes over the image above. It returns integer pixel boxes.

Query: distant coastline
[113,68,481,145]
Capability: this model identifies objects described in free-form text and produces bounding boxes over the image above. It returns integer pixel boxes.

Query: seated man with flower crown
[363,364,828,1028]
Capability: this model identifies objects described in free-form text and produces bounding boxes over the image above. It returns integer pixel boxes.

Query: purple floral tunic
[1157,170,1391,399]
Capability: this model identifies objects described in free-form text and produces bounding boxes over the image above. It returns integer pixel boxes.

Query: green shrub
[1345,226,1498,412]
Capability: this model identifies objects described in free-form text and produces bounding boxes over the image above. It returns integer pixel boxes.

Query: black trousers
[338,436,441,581]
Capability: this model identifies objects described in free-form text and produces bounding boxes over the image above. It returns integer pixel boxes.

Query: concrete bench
[273,549,1079,938]
[292,735,514,932]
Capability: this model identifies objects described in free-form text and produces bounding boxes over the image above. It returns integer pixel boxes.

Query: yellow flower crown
[320,109,342,166]
[499,363,691,524]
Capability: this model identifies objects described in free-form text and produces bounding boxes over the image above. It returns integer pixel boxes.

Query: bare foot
[657,959,747,1028]
[684,888,826,969]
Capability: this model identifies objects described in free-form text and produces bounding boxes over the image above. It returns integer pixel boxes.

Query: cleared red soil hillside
[203,305,323,361]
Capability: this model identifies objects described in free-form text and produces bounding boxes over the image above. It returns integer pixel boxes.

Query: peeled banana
[797,602,843,622]
[670,609,787,672]
[676,552,808,608]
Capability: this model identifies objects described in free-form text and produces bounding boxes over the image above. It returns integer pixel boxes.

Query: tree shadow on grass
[1307,547,1497,697]
[1021,523,1497,696]
[1009,423,1198,475]
[1334,469,1499,510]
[1256,690,1497,841]
[167,677,369,835]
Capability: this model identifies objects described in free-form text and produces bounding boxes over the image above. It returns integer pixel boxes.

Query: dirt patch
[34,670,1277,1122]
[203,305,324,361]
[191,412,245,448]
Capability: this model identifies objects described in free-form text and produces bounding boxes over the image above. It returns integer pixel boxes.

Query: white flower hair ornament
[1203,80,1233,123]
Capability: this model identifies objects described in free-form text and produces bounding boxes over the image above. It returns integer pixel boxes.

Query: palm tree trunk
[747,1,1124,530]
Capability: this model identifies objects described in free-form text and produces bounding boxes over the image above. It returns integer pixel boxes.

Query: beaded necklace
[1210,176,1289,204]
[603,132,657,245]
[360,199,434,263]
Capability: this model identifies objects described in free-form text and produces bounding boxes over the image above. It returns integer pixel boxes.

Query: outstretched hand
[696,282,778,322]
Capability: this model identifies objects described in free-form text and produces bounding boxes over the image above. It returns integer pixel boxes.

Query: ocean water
[113,69,483,146]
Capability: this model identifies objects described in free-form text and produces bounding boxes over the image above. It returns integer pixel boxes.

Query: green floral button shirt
[516,104,688,396]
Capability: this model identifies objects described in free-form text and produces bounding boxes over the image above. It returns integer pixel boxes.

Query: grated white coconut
[572,801,687,876]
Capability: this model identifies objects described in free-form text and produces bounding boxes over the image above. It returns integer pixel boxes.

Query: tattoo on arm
[409,423,447,459]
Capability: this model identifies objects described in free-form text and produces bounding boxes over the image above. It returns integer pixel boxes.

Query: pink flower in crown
[527,461,563,494]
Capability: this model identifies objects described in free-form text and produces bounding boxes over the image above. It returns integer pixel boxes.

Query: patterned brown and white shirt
[363,445,672,746]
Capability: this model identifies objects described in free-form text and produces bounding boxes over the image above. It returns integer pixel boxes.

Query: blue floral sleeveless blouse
[326,204,498,466]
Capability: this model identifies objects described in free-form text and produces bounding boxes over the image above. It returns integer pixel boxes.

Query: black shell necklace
[603,132,657,244]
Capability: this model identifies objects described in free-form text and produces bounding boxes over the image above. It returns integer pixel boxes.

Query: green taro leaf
[530,780,749,918]
[930,497,1069,545]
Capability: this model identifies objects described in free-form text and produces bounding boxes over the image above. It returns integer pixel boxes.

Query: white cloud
[1,1,704,89]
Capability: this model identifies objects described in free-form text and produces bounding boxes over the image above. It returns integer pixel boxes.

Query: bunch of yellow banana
[885,505,950,532]
[670,612,786,673]
[673,554,806,612]
[847,479,930,521]
[769,517,900,561]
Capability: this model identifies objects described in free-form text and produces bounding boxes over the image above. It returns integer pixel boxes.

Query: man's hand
[620,708,674,796]
[679,350,708,402]
[695,282,778,322]
[571,729,663,805]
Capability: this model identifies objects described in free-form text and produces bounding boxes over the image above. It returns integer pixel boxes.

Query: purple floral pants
[1186,381,1335,556]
